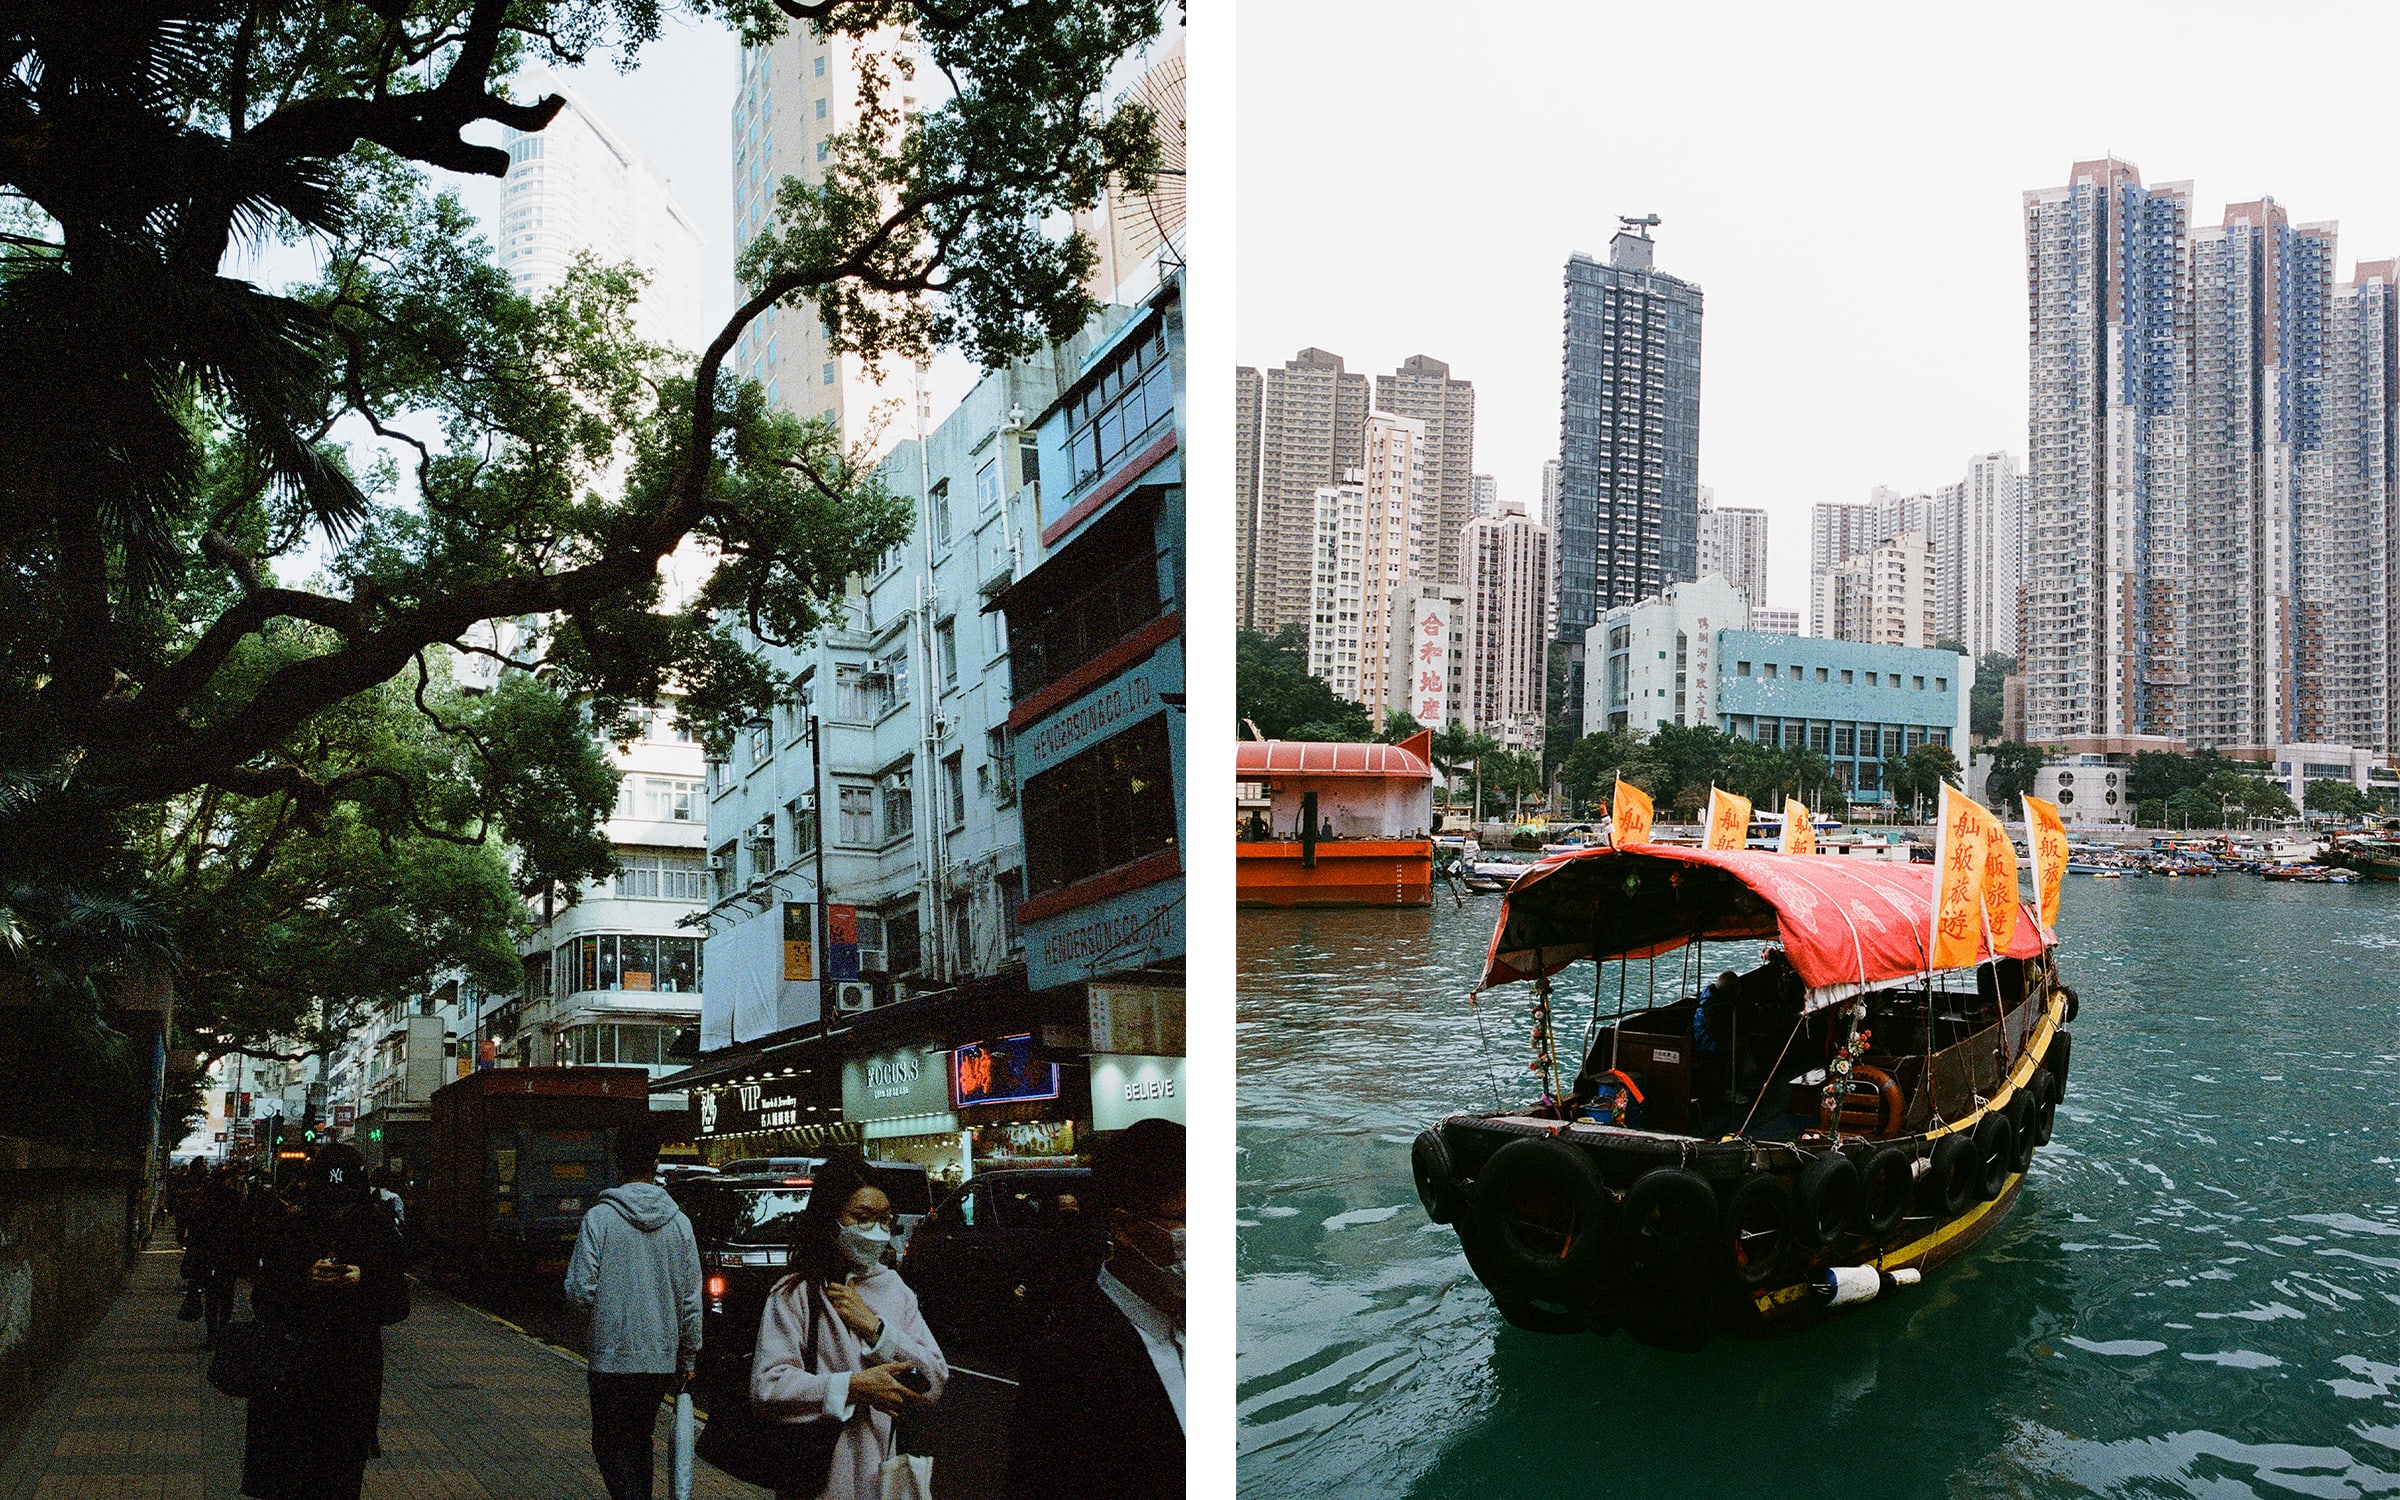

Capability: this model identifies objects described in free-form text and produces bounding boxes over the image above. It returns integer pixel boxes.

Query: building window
[1059,318,1174,493]
[1834,725,1854,756]
[930,479,951,545]
[951,896,972,975]
[996,869,1024,948]
[788,795,819,857]
[813,54,825,76]
[1022,716,1176,898]
[815,97,826,119]
[987,726,1017,805]
[1736,661,1750,676]
[834,662,875,720]
[749,720,773,765]
[943,751,966,828]
[1841,670,1854,685]
[976,458,1002,515]
[837,783,876,845]
[1816,667,1828,683]
[1006,539,1165,701]
[884,902,922,976]
[712,843,738,901]
[635,777,701,822]
[1912,675,1925,691]
[1865,672,1879,687]
[936,618,958,691]
[881,771,913,842]
[556,935,704,995]
[616,851,710,901]
[1935,677,1947,692]
[562,1023,678,1067]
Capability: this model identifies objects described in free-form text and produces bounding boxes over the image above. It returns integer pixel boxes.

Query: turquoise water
[1237,877,2400,1499]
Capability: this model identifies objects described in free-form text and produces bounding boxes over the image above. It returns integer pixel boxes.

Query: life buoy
[1819,1064,1905,1138]
[1469,1137,1615,1297]
[1856,1147,1912,1238]
[1412,1129,1462,1225]
[1972,1112,2015,1201]
[1617,1167,1718,1266]
[1722,1172,1793,1287]
[1793,1152,1862,1249]
[1926,1134,1977,1217]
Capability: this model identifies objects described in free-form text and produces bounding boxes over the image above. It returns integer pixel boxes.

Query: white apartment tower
[1305,478,1368,702]
[1697,487,1771,607]
[1460,502,1551,751]
[1237,350,1370,634]
[1374,357,1477,588]
[498,72,708,352]
[1813,530,1935,650]
[729,28,921,449]
[1961,452,2023,660]
[1472,474,1500,517]
[1354,413,1431,723]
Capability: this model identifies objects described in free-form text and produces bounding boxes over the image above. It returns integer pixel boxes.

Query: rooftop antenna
[1619,213,1662,239]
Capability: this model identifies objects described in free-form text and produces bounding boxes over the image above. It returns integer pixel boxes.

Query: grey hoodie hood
[596,1180,681,1232]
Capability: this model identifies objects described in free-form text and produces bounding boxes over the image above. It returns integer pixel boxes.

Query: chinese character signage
[951,1034,1062,1108]
[1408,595,1451,726]
[1703,786,1751,851]
[782,902,814,981]
[1610,777,1654,848]
[1929,782,1992,969]
[2023,794,2069,934]
[1781,798,1816,855]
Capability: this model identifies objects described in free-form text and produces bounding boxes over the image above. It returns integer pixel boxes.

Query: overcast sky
[1235,0,2400,616]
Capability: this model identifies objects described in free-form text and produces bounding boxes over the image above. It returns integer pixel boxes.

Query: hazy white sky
[1236,0,2400,616]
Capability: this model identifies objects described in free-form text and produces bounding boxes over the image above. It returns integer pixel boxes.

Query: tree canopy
[0,0,1167,1148]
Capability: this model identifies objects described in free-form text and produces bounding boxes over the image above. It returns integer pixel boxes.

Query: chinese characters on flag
[1703,786,1751,851]
[1780,798,1816,855]
[2022,793,2070,934]
[1610,777,1654,849]
[1927,782,1991,970]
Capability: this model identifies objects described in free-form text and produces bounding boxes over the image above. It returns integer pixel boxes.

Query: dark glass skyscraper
[1556,227,1704,708]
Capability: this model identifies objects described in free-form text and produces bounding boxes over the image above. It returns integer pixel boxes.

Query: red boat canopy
[1234,729,1433,781]
[1479,844,2049,1011]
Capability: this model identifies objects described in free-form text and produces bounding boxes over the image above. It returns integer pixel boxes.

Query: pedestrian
[173,1157,208,1245]
[192,1166,248,1346]
[367,1168,405,1232]
[564,1122,702,1500]
[750,1152,947,1500]
[240,1142,409,1500]
[1005,1117,1184,1500]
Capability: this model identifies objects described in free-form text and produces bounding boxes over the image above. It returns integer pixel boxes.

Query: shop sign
[333,1105,355,1127]
[840,1045,953,1124]
[1406,594,1452,727]
[1025,878,1183,991]
[1090,1053,1185,1132]
[951,1034,1061,1108]
[826,904,861,979]
[1088,984,1185,1056]
[701,1079,811,1138]
[973,1119,1077,1164]
[1017,641,1181,780]
[782,902,814,981]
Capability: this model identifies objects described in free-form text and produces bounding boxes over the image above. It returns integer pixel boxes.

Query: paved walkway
[0,1248,774,1499]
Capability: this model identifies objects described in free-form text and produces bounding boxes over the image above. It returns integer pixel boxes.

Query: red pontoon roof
[1234,732,1433,780]
[1480,844,2048,1010]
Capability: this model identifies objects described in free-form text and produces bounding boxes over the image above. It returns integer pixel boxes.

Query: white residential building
[1472,473,1501,517]
[1961,451,2023,660]
[1582,574,1750,736]
[1813,530,1935,649]
[1697,487,1771,609]
[497,70,708,352]
[1753,608,1801,637]
[1353,412,1430,724]
[1305,476,1368,703]
[1460,501,1551,750]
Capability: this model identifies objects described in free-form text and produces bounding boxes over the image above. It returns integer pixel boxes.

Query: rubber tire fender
[1412,1129,1463,1226]
[2009,1098,2039,1174]
[1493,1297,1585,1335]
[1855,1147,1912,1239]
[1972,1112,2016,1202]
[1926,1134,1977,1217]
[2047,1027,2073,1097]
[1721,1171,1794,1288]
[2058,984,2081,1024]
[1792,1151,1862,1249]
[2029,1067,2059,1147]
[1469,1137,1615,1298]
[1617,1167,1719,1267]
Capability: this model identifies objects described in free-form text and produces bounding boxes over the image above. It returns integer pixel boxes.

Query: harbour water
[1237,876,2400,1499]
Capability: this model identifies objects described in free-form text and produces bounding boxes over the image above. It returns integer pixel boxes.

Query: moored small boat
[1412,842,2076,1351]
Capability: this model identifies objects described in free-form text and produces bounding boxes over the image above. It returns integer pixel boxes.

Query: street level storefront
[953,1031,1090,1170]
[840,1039,968,1182]
[688,1065,842,1165]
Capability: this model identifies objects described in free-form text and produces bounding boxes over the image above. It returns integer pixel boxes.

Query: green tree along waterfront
[0,0,1166,1152]
[1237,879,2400,1499]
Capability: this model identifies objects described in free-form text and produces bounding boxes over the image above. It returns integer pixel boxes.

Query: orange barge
[1235,730,1435,907]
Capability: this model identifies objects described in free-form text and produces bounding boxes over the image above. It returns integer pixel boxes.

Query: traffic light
[301,1120,320,1146]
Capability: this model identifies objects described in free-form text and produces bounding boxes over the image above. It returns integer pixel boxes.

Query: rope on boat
[1466,988,1506,1113]
[1734,1013,1807,1140]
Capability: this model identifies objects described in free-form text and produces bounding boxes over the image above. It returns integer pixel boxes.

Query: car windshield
[727,1187,811,1244]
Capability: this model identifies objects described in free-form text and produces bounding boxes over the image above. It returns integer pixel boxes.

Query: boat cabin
[1235,730,1436,906]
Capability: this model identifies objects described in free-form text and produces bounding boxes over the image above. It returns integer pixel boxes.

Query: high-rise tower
[1375,356,1476,586]
[1237,349,1371,634]
[1555,221,1703,709]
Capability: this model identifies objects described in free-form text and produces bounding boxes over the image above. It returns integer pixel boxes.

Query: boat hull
[1422,992,2070,1348]
[1236,838,1433,906]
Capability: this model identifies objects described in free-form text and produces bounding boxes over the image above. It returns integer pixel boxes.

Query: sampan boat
[1412,843,2076,1351]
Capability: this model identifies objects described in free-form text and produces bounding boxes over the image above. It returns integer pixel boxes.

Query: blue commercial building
[1714,631,1972,802]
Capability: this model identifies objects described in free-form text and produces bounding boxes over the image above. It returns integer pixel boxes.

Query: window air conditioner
[885,771,911,792]
[746,817,775,845]
[706,854,730,873]
[795,791,817,812]
[833,981,879,1014]
[860,658,892,680]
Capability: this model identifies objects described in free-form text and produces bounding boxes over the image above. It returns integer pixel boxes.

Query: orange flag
[1928,782,1991,970]
[1610,777,1654,849]
[1979,800,2021,950]
[1781,798,1816,855]
[1703,786,1751,851]
[2023,793,2069,935]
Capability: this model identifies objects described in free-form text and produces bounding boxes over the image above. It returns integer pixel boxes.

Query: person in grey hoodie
[565,1123,702,1500]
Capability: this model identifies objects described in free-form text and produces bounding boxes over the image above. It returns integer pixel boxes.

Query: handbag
[204,1319,316,1400]
[694,1285,846,1494]
[877,1453,934,1499]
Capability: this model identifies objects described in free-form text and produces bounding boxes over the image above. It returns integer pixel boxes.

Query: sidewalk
[0,1247,779,1499]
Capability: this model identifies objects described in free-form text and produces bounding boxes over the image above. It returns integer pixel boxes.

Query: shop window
[1006,538,1165,702]
[556,935,705,994]
[1022,716,1177,898]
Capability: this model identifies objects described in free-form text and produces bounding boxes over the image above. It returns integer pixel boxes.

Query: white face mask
[837,1222,891,1273]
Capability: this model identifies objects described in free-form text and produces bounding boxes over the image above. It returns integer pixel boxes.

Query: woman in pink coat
[751,1155,948,1500]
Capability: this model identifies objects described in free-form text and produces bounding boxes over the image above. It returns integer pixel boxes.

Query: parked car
[901,1167,1103,1362]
